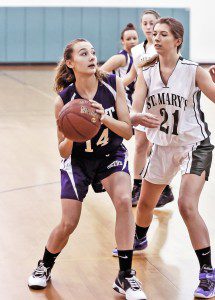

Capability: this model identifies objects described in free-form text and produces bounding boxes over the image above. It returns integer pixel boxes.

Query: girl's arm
[131,70,160,128]
[100,54,126,72]
[122,64,137,87]
[91,77,133,140]
[55,96,73,158]
[196,66,215,103]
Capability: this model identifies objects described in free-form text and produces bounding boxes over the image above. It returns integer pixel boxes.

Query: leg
[132,129,151,207]
[102,172,147,299]
[46,199,82,253]
[102,172,134,250]
[28,199,82,290]
[135,143,176,245]
[179,173,215,299]
[178,172,210,250]
[136,179,166,227]
[28,155,89,290]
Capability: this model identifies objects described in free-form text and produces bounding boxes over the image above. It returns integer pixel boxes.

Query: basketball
[57,99,101,142]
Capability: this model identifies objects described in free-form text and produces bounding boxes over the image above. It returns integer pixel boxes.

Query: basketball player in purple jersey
[132,18,215,298]
[28,38,158,299]
[101,23,138,108]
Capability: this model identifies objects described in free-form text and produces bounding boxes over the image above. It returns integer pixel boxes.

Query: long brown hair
[139,17,184,68]
[54,38,107,93]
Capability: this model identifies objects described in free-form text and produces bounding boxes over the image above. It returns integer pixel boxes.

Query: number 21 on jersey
[160,108,179,135]
[85,128,109,152]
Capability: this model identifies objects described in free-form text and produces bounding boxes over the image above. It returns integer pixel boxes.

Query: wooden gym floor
[0,66,214,300]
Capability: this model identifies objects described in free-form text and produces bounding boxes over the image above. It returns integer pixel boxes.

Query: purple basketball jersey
[113,49,135,99]
[59,74,123,157]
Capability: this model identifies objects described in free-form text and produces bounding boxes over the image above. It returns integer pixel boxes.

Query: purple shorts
[60,145,129,201]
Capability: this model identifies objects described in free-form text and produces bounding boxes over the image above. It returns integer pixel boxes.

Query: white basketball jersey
[131,42,157,71]
[143,57,210,146]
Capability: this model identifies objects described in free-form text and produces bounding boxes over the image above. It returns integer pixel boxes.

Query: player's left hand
[131,112,160,128]
[89,100,106,121]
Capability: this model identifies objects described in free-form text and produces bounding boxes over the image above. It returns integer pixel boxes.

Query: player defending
[131,18,215,298]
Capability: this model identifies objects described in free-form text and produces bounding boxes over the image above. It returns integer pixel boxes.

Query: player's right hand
[132,112,160,128]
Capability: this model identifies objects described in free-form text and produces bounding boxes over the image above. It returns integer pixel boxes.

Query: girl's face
[141,13,158,40]
[66,41,97,75]
[121,30,139,52]
[153,23,181,54]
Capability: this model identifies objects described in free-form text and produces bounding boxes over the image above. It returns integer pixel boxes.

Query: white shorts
[141,138,213,184]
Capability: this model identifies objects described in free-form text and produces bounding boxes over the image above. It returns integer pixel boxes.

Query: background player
[131,17,215,298]
[123,10,174,207]
[27,38,156,300]
[101,23,138,108]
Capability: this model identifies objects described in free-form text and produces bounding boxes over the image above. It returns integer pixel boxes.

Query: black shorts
[187,137,214,181]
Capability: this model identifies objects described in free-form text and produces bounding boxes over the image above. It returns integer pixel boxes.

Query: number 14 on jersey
[85,128,109,152]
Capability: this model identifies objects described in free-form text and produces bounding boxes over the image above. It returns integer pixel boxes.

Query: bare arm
[131,70,160,128]
[122,64,137,87]
[55,96,73,158]
[91,77,132,140]
[196,66,215,103]
[100,54,126,72]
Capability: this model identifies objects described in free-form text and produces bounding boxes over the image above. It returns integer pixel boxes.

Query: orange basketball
[57,99,101,142]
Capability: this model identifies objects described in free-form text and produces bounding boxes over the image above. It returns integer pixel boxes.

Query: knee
[114,194,131,213]
[60,219,79,236]
[138,198,154,212]
[178,197,197,220]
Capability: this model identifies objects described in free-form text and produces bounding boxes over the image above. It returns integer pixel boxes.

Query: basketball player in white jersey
[101,23,138,108]
[131,17,215,298]
[123,10,174,208]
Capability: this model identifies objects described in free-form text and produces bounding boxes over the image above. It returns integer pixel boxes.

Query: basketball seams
[58,99,101,142]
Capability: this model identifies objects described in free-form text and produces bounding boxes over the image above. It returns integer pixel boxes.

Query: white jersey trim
[60,157,79,200]
[70,92,76,101]
[193,90,208,139]
[101,80,116,100]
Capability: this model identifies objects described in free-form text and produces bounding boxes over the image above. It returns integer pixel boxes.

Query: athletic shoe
[112,236,148,257]
[132,184,141,207]
[156,185,174,208]
[113,269,147,300]
[194,265,215,298]
[28,260,51,290]
[133,235,148,251]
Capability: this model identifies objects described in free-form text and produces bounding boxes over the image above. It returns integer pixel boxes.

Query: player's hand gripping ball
[57,99,101,142]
